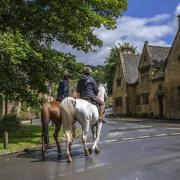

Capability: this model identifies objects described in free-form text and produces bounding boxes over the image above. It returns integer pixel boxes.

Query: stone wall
[112,62,127,115]
[165,29,180,118]
[126,85,137,115]
[150,79,166,117]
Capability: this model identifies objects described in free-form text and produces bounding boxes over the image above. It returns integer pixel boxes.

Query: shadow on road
[17,145,97,163]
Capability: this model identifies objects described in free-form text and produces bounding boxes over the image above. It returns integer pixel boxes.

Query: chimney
[178,14,180,28]
[121,47,133,54]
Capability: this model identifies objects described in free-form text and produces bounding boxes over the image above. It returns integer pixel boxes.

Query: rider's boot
[99,105,106,123]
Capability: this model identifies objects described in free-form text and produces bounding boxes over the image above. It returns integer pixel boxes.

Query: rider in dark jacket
[56,71,70,102]
[77,67,105,122]
[77,74,98,100]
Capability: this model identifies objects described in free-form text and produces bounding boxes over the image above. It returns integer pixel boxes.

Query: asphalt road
[1,118,180,180]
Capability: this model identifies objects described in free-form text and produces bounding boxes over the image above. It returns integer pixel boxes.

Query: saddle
[82,97,100,110]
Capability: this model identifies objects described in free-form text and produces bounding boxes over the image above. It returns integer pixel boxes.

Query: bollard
[3,131,8,149]
[30,119,33,125]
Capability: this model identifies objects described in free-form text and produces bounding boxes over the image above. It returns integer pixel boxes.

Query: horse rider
[77,67,106,123]
[56,71,70,102]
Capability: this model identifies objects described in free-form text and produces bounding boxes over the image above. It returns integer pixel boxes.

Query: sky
[52,0,180,65]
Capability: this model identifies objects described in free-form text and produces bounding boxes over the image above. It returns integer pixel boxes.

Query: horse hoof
[95,148,100,154]
[42,154,47,160]
[67,158,72,163]
[88,148,92,154]
[85,151,89,156]
[66,155,72,162]
[67,158,72,162]
[85,149,89,156]
[58,149,62,154]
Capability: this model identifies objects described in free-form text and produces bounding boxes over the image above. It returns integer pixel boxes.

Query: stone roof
[148,45,171,67]
[122,54,141,84]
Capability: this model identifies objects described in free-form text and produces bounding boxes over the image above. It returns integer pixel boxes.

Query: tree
[104,42,137,95]
[0,0,128,107]
[91,65,106,84]
[0,0,127,51]
[0,32,83,107]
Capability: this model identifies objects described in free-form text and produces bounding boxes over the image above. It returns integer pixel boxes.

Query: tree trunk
[0,99,3,120]
[5,95,8,117]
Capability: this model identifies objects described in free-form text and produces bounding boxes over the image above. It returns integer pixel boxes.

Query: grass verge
[0,124,81,154]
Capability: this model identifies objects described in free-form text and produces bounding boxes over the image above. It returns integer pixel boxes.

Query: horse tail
[60,97,76,143]
[41,105,49,145]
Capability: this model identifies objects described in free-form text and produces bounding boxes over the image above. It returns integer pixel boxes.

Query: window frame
[115,97,122,106]
[142,93,149,105]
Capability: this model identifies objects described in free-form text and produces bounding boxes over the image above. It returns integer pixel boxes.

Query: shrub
[0,115,21,133]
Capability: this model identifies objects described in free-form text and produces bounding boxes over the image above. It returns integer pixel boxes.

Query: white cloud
[175,3,180,15]
[52,5,180,65]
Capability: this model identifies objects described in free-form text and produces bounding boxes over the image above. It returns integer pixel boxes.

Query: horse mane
[98,84,107,102]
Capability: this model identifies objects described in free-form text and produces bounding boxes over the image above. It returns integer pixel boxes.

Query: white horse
[60,84,107,162]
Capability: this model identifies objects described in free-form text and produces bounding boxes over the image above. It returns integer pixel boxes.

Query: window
[136,95,141,105]
[115,97,122,106]
[178,55,180,61]
[142,93,149,105]
[116,77,121,87]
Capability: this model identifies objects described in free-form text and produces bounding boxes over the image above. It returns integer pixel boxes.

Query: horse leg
[82,123,89,156]
[92,122,102,153]
[65,130,73,162]
[91,125,96,140]
[88,125,96,154]
[41,117,50,158]
[41,129,46,159]
[53,122,62,154]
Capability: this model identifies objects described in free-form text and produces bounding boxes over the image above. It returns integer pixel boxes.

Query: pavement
[1,118,180,180]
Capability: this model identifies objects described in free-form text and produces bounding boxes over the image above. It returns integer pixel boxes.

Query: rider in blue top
[56,72,70,102]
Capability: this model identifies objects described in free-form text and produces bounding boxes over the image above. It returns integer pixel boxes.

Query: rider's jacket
[57,79,69,100]
[77,75,98,99]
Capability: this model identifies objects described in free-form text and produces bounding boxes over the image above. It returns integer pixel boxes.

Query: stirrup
[99,116,106,123]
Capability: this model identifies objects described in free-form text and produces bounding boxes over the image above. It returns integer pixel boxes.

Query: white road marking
[105,139,118,143]
[138,129,155,132]
[136,136,151,139]
[170,132,180,135]
[166,128,180,130]
[121,137,135,141]
[107,132,120,137]
[154,134,167,137]
[107,121,117,124]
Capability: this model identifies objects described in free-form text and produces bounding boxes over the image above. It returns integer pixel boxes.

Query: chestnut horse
[41,100,62,158]
[41,88,78,158]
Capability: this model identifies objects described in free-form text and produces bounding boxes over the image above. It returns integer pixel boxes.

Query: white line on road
[170,132,180,135]
[136,136,151,139]
[121,137,135,141]
[154,134,167,137]
[166,128,180,130]
[105,139,118,143]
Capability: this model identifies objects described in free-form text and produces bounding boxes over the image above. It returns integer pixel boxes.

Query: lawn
[0,124,80,154]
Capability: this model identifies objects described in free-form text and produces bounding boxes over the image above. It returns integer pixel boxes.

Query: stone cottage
[112,15,180,119]
[164,15,180,118]
[137,42,170,117]
[112,47,141,115]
